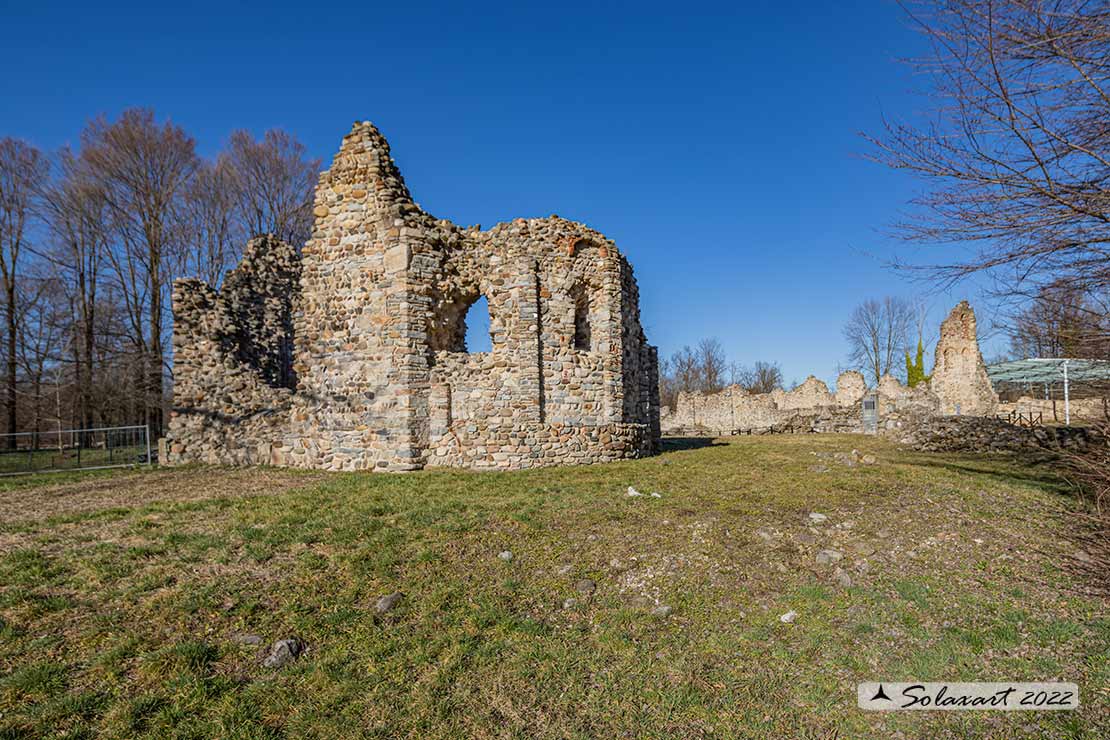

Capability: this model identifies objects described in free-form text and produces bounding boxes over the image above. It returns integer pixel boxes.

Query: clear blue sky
[0,0,1003,386]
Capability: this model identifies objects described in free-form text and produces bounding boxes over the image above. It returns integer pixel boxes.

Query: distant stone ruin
[930,300,999,415]
[661,300,997,436]
[165,122,660,471]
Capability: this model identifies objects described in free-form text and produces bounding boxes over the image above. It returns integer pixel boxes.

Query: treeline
[1008,282,1110,361]
[0,108,319,443]
[658,338,783,409]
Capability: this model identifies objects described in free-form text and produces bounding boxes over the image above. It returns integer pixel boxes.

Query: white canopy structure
[987,358,1110,425]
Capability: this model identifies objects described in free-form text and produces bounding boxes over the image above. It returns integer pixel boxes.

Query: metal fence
[0,425,151,476]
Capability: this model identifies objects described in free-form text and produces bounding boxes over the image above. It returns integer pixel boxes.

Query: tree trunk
[6,289,16,448]
[148,244,163,436]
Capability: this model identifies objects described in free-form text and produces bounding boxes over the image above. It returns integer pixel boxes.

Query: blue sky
[0,0,1003,386]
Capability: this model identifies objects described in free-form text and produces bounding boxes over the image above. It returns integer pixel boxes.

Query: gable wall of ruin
[165,122,659,471]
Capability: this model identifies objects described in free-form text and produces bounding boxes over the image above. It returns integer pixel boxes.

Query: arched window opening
[464,295,493,353]
[429,290,493,354]
[573,291,592,351]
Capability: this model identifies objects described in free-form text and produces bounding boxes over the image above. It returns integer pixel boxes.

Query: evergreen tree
[905,338,929,387]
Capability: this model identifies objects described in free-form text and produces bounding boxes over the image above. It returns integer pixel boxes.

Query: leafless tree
[0,138,47,443]
[660,339,786,406]
[696,338,728,394]
[844,296,915,384]
[867,0,1110,300]
[40,148,113,429]
[79,109,198,434]
[1010,280,1110,358]
[17,275,66,442]
[223,129,319,247]
[661,345,699,408]
[735,360,784,394]
[182,157,243,286]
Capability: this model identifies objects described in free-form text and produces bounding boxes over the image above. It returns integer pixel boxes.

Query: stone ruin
[164,122,661,471]
[663,371,873,435]
[661,300,998,436]
[930,300,998,416]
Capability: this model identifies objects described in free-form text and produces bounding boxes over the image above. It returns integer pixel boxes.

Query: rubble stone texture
[165,122,660,471]
[893,415,1099,453]
[929,300,998,416]
[997,396,1108,424]
[662,371,877,435]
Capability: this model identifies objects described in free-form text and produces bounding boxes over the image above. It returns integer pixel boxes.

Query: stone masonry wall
[165,235,300,465]
[660,301,1000,436]
[930,300,998,416]
[662,371,874,435]
[998,396,1109,424]
[165,122,660,471]
[888,415,1101,454]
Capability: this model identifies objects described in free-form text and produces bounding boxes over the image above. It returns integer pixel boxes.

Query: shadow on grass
[902,452,1070,493]
[904,450,1110,594]
[659,437,726,452]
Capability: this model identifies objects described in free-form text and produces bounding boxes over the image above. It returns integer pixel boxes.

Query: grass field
[0,445,147,475]
[0,435,1107,738]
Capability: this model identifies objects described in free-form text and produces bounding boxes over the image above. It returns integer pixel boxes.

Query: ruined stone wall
[931,301,998,416]
[888,415,1101,453]
[660,302,1001,437]
[421,217,659,469]
[165,122,659,471]
[165,236,300,465]
[662,371,873,435]
[770,376,836,409]
[835,371,867,407]
[998,396,1109,424]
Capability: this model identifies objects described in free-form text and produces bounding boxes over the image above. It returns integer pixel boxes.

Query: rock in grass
[860,454,878,466]
[796,531,817,546]
[833,567,853,588]
[231,633,262,646]
[262,638,303,668]
[808,512,828,524]
[816,549,843,565]
[575,579,596,596]
[809,464,830,474]
[563,597,578,609]
[779,610,798,624]
[651,605,673,618]
[374,592,402,614]
[498,550,513,562]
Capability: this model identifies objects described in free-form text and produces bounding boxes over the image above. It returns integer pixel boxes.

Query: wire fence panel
[0,425,151,476]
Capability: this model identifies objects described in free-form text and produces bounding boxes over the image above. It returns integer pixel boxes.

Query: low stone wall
[424,421,654,470]
[888,415,1101,453]
[998,396,1109,424]
[662,371,870,435]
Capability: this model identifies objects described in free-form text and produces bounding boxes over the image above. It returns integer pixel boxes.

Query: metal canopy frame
[987,358,1110,425]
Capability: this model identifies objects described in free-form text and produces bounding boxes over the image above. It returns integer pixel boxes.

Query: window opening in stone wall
[429,290,493,354]
[573,290,592,351]
[463,295,493,353]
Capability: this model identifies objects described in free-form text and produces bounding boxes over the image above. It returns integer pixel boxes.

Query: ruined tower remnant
[929,300,998,416]
[165,122,661,471]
